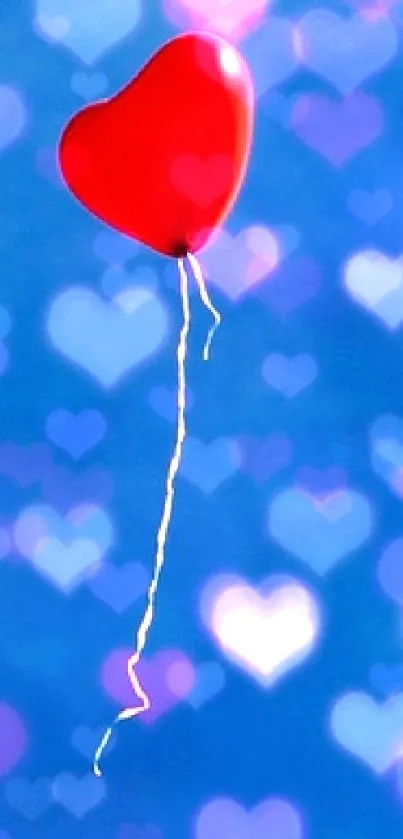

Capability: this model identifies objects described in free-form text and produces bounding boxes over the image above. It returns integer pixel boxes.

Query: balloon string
[187,252,221,361]
[93,257,191,778]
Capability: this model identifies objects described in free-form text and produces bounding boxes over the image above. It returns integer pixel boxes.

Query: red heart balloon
[59,32,254,258]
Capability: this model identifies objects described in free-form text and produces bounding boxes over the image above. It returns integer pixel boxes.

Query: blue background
[1,1,403,838]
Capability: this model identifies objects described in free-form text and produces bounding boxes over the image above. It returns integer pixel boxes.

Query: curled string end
[93,724,113,778]
[186,252,221,361]
[93,655,152,777]
[93,702,150,778]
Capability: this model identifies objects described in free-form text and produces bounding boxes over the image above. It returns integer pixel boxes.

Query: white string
[93,257,191,778]
[187,252,221,361]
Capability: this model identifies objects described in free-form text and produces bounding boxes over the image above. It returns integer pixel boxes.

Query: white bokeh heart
[201,575,320,686]
[35,0,142,64]
[343,250,403,330]
[330,692,403,774]
[47,286,168,389]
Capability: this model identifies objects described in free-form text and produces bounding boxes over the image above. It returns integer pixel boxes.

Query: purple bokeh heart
[295,466,348,501]
[262,354,317,398]
[195,796,303,839]
[5,777,53,820]
[181,437,240,494]
[199,226,280,302]
[162,0,267,41]
[88,561,148,613]
[0,442,53,488]
[52,773,106,818]
[236,433,293,484]
[186,661,226,710]
[101,648,195,723]
[347,189,393,226]
[0,703,27,778]
[242,16,299,97]
[46,409,106,460]
[41,464,114,512]
[295,11,397,95]
[291,92,383,166]
[258,255,322,318]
